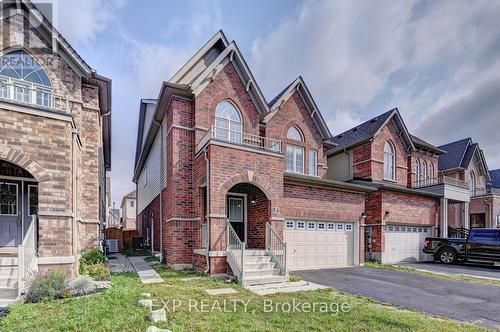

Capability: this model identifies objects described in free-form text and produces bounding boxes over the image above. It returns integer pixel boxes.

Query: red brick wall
[407,151,439,186]
[353,142,371,180]
[370,120,408,185]
[266,92,327,177]
[283,184,365,221]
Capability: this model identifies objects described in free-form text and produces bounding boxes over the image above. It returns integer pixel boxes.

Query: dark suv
[423,228,500,264]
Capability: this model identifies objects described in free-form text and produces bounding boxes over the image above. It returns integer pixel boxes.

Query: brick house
[133,31,374,284]
[437,138,500,230]
[0,0,111,301]
[326,109,472,264]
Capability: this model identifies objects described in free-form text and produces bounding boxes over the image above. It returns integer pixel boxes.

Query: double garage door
[383,225,432,264]
[285,220,355,270]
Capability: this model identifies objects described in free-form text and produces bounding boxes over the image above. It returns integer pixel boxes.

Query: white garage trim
[285,219,360,270]
[382,225,432,264]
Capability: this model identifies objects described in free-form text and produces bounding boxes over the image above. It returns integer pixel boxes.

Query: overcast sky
[37,0,500,206]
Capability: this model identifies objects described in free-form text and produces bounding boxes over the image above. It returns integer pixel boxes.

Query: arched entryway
[226,182,270,249]
[0,159,38,246]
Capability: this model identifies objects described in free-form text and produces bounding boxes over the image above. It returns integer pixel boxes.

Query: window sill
[382,178,398,183]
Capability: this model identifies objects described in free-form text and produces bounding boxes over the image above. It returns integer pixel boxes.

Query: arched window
[429,162,435,184]
[0,50,52,107]
[383,141,395,180]
[421,160,427,183]
[415,159,420,183]
[214,100,242,143]
[287,126,304,141]
[469,171,476,196]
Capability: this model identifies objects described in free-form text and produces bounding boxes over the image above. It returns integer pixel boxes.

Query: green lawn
[1,265,491,332]
[364,261,500,287]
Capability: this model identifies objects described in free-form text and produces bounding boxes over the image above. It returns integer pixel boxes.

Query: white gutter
[203,148,210,273]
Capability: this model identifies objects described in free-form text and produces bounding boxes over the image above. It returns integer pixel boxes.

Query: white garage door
[285,220,355,270]
[383,225,432,264]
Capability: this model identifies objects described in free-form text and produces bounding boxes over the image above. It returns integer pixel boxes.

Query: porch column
[440,198,448,238]
[463,202,470,229]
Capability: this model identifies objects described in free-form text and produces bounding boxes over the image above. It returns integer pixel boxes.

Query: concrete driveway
[295,267,500,329]
[398,261,500,280]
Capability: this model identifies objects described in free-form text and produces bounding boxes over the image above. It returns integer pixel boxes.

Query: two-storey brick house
[0,1,111,301]
[326,109,472,264]
[437,138,499,230]
[133,31,374,284]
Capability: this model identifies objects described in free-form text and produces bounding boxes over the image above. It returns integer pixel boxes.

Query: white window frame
[286,145,304,174]
[285,220,294,229]
[307,221,316,230]
[296,221,305,229]
[327,222,335,231]
[336,223,344,231]
[317,222,325,230]
[287,126,304,141]
[383,141,396,180]
[214,100,243,144]
[345,223,353,231]
[0,182,18,216]
[309,149,317,176]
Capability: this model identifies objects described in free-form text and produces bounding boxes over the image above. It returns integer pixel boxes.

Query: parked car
[423,228,500,264]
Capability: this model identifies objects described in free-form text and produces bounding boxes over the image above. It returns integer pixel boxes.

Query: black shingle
[437,138,471,171]
[490,169,500,188]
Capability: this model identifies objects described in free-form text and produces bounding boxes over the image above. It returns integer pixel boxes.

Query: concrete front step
[245,268,281,277]
[241,275,288,286]
[243,249,266,256]
[244,262,276,270]
[0,257,18,267]
[236,255,272,264]
[0,287,18,300]
[0,266,17,277]
[0,276,18,288]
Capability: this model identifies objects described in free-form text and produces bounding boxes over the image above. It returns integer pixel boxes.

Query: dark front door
[227,196,245,242]
[0,181,21,246]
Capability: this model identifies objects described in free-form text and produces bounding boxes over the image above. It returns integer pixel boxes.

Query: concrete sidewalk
[128,256,164,284]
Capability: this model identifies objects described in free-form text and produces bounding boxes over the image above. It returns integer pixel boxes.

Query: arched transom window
[287,126,304,141]
[0,50,52,107]
[421,160,427,183]
[214,100,242,143]
[429,162,435,183]
[383,141,395,180]
[415,159,420,183]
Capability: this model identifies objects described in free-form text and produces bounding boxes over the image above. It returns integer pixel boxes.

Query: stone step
[245,268,282,277]
[0,287,18,300]
[0,257,18,267]
[0,276,18,288]
[244,249,266,256]
[244,262,276,270]
[241,275,288,286]
[0,266,17,278]
[236,254,272,263]
[0,298,19,308]
[0,248,18,256]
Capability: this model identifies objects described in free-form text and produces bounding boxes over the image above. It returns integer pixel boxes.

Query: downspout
[71,127,78,271]
[484,200,492,228]
[152,118,164,259]
[203,148,210,273]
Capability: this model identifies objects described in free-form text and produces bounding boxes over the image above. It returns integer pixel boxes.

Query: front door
[0,181,21,246]
[227,196,245,242]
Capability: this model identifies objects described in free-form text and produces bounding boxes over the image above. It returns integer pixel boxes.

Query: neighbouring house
[489,169,500,228]
[120,190,136,231]
[437,138,500,230]
[133,31,374,285]
[107,204,120,228]
[0,0,111,301]
[326,109,456,264]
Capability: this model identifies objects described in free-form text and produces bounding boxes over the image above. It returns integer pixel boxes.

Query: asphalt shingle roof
[327,109,395,155]
[461,143,477,168]
[490,169,500,188]
[410,135,445,154]
[437,138,471,171]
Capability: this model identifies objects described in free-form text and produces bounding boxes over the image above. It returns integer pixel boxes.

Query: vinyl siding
[137,129,162,214]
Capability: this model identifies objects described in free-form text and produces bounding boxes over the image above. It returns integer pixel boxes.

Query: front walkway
[295,267,500,329]
[106,253,135,273]
[128,256,164,284]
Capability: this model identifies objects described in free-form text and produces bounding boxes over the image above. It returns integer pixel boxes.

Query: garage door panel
[286,221,355,270]
[383,225,432,264]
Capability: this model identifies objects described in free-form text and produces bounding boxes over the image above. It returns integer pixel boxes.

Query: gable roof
[490,169,500,188]
[437,138,490,179]
[263,76,333,141]
[410,135,446,155]
[327,108,415,156]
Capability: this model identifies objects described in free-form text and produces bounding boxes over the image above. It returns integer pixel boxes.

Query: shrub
[25,270,67,303]
[80,262,110,281]
[67,276,95,296]
[81,249,105,264]
[144,255,160,262]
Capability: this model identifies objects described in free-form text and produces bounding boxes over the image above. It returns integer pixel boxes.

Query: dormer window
[0,50,52,108]
[215,100,242,143]
[383,141,395,180]
[287,126,304,141]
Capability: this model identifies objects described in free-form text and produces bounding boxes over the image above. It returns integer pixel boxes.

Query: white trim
[0,182,18,216]
[193,249,227,257]
[38,255,75,264]
[201,140,284,158]
[165,217,200,222]
[227,193,247,243]
[0,175,36,182]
